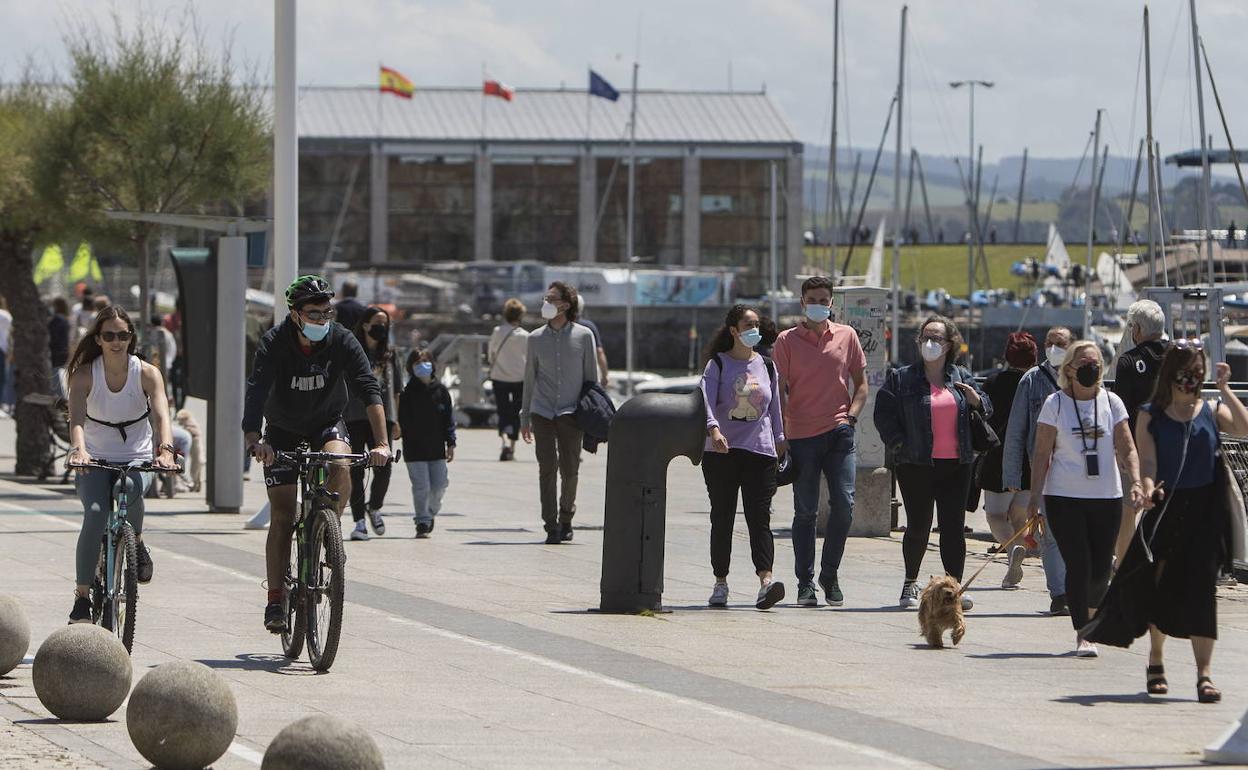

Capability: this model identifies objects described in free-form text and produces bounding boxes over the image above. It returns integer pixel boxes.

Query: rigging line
[1154,0,1186,107]
[1067,131,1095,195]
[840,95,898,277]
[907,29,963,163]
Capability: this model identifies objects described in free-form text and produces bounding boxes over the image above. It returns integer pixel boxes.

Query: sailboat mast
[1145,5,1157,285]
[1085,110,1101,340]
[828,0,840,275]
[891,5,906,361]
[1013,147,1028,243]
[1190,0,1214,284]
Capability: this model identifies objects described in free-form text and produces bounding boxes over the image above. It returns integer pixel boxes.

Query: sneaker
[367,506,386,536]
[544,529,561,545]
[899,581,920,609]
[68,595,92,624]
[709,582,729,607]
[264,602,287,634]
[499,446,513,461]
[756,581,785,610]
[796,582,818,607]
[960,593,974,611]
[1049,595,1070,616]
[560,523,574,542]
[819,575,844,606]
[136,541,154,584]
[1001,544,1024,589]
[415,522,431,539]
[1075,638,1099,658]
[349,521,369,541]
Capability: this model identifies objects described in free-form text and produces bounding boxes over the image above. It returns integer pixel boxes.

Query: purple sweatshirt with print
[700,353,785,457]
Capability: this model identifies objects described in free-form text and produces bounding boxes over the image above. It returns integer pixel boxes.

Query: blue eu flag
[589,70,620,102]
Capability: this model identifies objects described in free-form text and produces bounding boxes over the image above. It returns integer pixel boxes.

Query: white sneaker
[1002,544,1025,589]
[960,593,974,611]
[755,581,785,610]
[899,581,920,609]
[349,521,369,541]
[1075,638,1099,658]
[367,506,386,536]
[708,582,729,607]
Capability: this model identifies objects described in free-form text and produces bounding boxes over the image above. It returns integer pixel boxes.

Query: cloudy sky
[3,0,1247,163]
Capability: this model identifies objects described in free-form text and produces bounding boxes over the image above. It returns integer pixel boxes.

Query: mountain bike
[68,459,182,654]
[271,447,367,672]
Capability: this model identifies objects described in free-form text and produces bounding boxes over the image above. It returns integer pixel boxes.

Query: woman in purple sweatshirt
[700,304,788,610]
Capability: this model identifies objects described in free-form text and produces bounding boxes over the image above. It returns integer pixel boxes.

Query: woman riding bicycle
[65,305,178,623]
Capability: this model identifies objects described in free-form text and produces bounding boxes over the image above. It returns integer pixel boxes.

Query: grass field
[804,242,1118,297]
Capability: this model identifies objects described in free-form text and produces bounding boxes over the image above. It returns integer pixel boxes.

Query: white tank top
[84,356,152,462]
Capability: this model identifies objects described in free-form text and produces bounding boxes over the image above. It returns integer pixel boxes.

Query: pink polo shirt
[773,321,867,440]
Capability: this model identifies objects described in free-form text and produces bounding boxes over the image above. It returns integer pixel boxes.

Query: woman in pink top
[873,316,991,610]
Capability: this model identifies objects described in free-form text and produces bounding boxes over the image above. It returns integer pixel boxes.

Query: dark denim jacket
[873,362,992,466]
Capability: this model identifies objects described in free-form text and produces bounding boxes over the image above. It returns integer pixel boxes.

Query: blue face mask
[804,303,831,323]
[413,362,433,379]
[739,328,763,348]
[301,320,331,342]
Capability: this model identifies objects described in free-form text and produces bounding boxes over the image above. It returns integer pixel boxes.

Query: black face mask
[368,325,389,342]
[1075,363,1100,388]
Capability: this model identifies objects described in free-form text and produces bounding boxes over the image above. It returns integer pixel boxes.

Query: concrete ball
[262,714,385,770]
[0,594,31,676]
[126,661,238,770]
[32,625,131,721]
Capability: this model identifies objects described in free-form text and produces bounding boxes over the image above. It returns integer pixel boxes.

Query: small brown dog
[918,575,965,648]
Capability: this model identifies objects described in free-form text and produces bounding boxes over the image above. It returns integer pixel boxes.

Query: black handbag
[776,452,798,487]
[969,408,999,454]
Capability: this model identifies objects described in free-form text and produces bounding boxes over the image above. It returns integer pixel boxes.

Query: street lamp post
[950,79,992,364]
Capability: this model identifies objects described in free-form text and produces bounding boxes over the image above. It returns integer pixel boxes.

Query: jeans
[531,414,583,531]
[897,460,972,581]
[789,425,856,586]
[75,468,152,586]
[493,380,523,441]
[406,460,449,524]
[0,357,11,409]
[347,419,393,522]
[1044,495,1120,631]
[702,449,778,578]
[1038,506,1068,600]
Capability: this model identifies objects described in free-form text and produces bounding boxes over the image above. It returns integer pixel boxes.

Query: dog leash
[957,515,1040,595]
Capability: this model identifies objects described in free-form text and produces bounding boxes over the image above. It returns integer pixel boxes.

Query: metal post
[274,0,297,324]
[769,161,779,320]
[1190,0,1214,285]
[626,62,638,395]
[1145,5,1157,285]
[890,6,906,362]
[1085,110,1101,340]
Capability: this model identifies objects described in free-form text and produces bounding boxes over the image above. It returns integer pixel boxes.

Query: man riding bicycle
[244,275,390,633]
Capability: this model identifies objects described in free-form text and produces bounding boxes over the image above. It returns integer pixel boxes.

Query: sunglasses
[1174,337,1204,351]
[99,331,133,342]
[300,308,336,322]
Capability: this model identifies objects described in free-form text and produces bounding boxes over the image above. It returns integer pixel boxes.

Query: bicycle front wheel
[104,523,138,653]
[280,528,306,660]
[304,505,345,672]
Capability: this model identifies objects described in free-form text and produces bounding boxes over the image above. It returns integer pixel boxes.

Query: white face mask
[540,301,559,320]
[920,339,945,362]
[1046,345,1067,368]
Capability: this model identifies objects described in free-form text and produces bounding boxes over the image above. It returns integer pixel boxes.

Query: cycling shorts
[261,420,351,488]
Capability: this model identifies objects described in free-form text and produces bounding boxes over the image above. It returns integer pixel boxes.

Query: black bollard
[599,389,707,613]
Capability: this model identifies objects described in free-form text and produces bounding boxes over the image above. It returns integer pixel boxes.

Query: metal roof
[296,86,799,146]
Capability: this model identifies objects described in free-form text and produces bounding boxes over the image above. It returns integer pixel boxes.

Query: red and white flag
[483,79,514,101]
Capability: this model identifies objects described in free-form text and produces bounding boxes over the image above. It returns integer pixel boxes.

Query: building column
[682,149,700,266]
[474,147,493,261]
[369,143,388,264]
[785,148,804,289]
[578,149,597,262]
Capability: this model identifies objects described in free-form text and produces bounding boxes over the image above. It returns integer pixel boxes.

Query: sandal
[1146,665,1168,695]
[1198,676,1222,704]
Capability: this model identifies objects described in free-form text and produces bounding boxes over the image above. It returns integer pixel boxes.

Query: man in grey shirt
[521,281,599,544]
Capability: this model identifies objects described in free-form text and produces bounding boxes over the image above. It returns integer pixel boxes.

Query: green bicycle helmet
[285,275,335,308]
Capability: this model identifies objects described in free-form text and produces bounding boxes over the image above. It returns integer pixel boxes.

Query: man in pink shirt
[773,276,869,607]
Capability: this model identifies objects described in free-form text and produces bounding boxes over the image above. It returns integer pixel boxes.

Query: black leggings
[702,449,778,578]
[493,380,524,441]
[347,419,393,522]
[897,460,972,582]
[1044,495,1121,631]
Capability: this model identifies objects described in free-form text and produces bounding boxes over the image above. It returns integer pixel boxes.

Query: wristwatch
[845,415,858,426]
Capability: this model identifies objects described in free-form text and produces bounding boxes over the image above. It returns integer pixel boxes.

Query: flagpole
[586,65,592,143]
[376,62,383,139]
[481,62,488,141]
[625,60,638,397]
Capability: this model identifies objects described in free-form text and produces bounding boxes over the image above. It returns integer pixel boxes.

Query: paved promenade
[2,411,1248,768]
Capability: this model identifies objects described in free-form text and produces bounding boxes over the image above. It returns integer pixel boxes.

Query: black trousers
[1045,495,1121,631]
[702,449,778,578]
[347,419,393,522]
[897,459,972,582]
[493,380,524,441]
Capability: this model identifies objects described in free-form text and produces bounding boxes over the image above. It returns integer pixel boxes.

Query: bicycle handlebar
[270,450,371,468]
[68,460,184,474]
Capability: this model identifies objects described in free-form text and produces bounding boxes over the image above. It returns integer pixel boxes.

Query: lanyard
[1070,390,1099,453]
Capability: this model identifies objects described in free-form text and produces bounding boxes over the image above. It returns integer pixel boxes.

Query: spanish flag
[379,66,414,99]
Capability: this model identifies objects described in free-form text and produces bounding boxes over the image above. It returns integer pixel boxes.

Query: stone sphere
[32,625,131,721]
[262,714,385,770]
[0,594,31,676]
[127,661,238,770]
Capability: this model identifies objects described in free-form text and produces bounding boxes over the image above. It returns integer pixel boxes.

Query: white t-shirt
[0,309,11,354]
[1037,389,1129,499]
